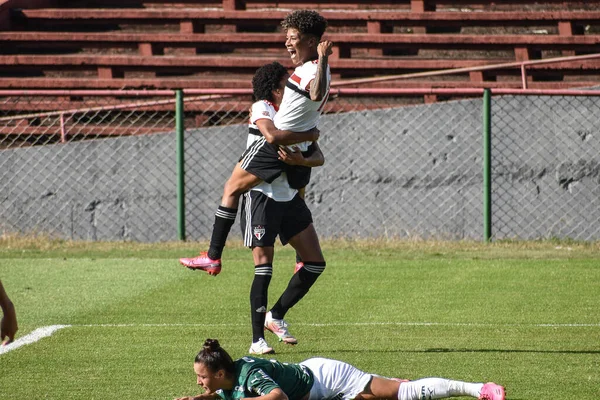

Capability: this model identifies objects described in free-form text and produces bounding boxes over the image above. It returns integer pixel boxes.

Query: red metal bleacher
[1,0,600,139]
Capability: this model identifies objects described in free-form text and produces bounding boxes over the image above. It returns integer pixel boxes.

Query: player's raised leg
[179,163,262,275]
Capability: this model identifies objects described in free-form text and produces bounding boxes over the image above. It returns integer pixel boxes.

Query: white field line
[74,322,600,328]
[0,325,71,355]
[2,321,598,355]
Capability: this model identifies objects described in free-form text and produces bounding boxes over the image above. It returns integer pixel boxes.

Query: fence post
[482,88,492,242]
[176,89,186,241]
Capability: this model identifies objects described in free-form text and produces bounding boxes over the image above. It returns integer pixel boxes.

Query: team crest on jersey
[253,225,265,240]
[262,111,270,116]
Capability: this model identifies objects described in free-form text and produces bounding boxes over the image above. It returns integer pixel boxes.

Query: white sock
[397,378,484,399]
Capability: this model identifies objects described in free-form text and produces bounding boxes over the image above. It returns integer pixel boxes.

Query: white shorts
[300,358,373,400]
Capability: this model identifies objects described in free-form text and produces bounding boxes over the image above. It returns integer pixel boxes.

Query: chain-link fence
[1,89,599,241]
[492,94,600,240]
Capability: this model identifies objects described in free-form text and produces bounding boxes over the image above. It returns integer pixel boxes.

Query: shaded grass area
[1,233,599,259]
[0,239,599,399]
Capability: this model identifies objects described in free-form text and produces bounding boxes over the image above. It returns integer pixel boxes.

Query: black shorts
[240,191,313,248]
[239,137,286,184]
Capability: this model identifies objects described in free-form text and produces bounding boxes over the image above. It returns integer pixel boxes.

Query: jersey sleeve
[245,368,281,397]
[298,62,319,91]
[250,101,274,125]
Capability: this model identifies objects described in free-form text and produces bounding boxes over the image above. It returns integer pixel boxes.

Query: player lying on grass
[175,338,506,400]
[179,10,331,276]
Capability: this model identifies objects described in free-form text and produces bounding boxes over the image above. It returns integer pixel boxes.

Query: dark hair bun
[203,338,221,352]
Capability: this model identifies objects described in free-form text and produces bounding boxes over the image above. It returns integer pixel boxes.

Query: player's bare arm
[256,119,320,145]
[175,392,221,400]
[303,141,325,167]
[0,279,18,345]
[242,388,288,400]
[278,142,325,167]
[309,40,333,102]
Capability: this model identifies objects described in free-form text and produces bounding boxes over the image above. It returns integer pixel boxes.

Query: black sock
[250,263,272,343]
[270,261,325,320]
[207,205,237,260]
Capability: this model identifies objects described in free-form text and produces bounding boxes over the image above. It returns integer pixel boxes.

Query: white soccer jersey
[247,100,297,201]
[252,173,297,202]
[274,59,331,151]
[247,100,278,148]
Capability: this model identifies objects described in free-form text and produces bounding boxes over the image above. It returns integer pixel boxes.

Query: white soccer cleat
[249,338,275,355]
[264,311,298,345]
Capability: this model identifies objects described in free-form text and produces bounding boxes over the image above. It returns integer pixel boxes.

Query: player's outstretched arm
[256,119,319,145]
[0,279,18,345]
[242,388,288,400]
[174,391,221,400]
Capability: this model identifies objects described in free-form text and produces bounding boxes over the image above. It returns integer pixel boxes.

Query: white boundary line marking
[0,325,71,355]
[2,321,598,355]
[74,322,600,328]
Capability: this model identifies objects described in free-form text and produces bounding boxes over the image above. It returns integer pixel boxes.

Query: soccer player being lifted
[180,10,331,276]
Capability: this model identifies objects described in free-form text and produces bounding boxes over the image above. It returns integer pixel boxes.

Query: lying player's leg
[302,358,505,400]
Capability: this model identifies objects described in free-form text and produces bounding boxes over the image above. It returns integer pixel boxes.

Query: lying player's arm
[242,388,288,400]
[309,41,333,102]
[256,118,319,145]
[278,142,325,168]
[175,392,221,400]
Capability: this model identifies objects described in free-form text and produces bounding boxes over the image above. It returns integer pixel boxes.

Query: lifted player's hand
[318,40,333,58]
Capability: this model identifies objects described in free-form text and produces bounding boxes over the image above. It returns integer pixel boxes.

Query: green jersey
[216,357,314,400]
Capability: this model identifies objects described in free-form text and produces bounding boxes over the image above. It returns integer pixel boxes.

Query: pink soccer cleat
[264,311,298,344]
[294,261,304,274]
[479,382,505,400]
[179,251,222,276]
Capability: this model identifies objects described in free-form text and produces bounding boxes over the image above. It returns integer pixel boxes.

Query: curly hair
[281,9,328,40]
[252,61,289,102]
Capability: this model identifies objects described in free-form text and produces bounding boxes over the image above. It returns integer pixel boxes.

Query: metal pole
[176,89,186,241]
[482,88,492,242]
[59,113,66,143]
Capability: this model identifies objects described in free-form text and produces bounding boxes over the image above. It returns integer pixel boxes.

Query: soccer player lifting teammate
[175,339,506,400]
[179,9,331,276]
[237,61,326,354]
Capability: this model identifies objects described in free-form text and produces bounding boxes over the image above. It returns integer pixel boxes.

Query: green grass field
[1,238,599,399]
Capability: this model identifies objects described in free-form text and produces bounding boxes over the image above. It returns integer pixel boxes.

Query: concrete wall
[1,95,599,241]
[490,95,600,239]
